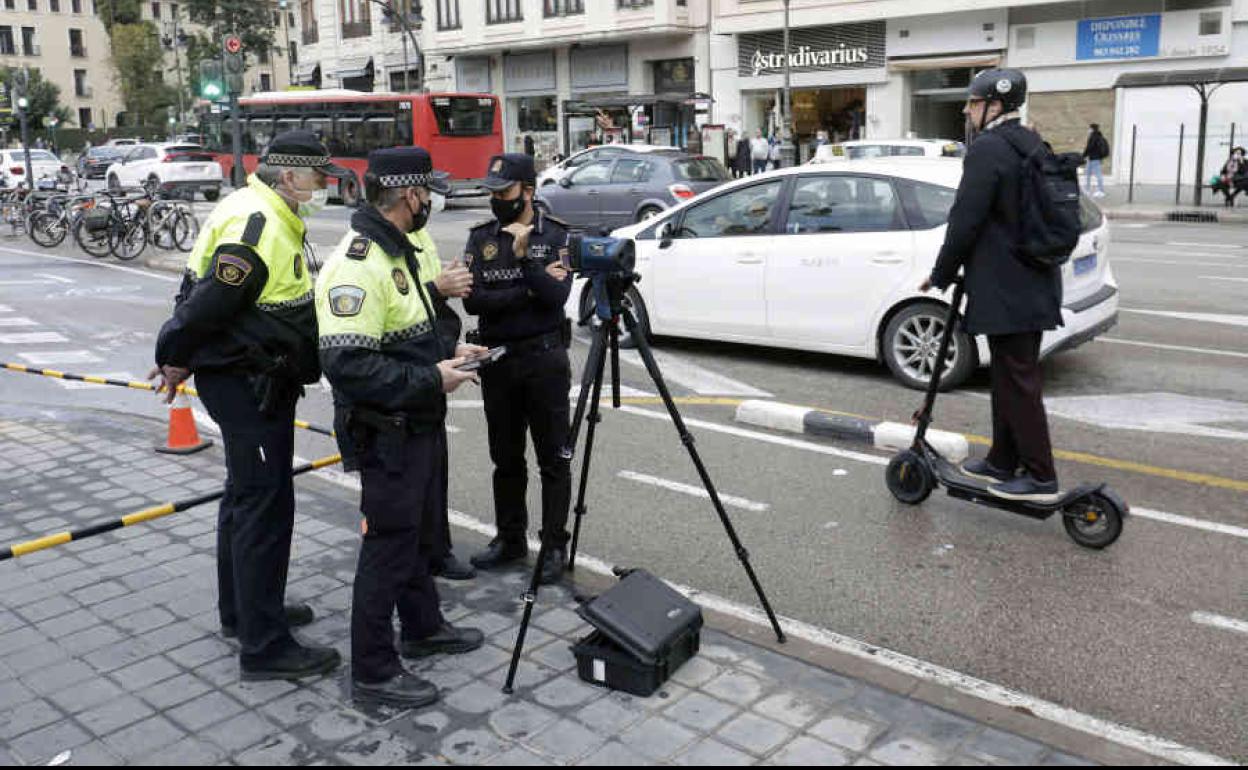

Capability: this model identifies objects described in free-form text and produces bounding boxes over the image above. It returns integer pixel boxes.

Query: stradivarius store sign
[738,21,885,77]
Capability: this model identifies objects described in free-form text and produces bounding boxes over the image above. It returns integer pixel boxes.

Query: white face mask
[280,171,329,218]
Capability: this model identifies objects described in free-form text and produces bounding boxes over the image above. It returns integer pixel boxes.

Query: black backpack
[999,129,1083,269]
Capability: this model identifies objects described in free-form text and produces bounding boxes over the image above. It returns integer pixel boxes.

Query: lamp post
[279,0,294,86]
[162,9,187,133]
[779,0,795,168]
[15,69,33,184]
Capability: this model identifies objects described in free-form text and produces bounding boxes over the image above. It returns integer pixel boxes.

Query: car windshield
[672,157,730,182]
[164,145,204,153]
[13,150,57,161]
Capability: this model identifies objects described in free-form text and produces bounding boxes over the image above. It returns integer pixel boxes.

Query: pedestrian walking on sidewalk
[733,131,752,178]
[315,147,486,708]
[151,130,350,682]
[750,129,770,174]
[921,68,1063,503]
[1082,123,1109,198]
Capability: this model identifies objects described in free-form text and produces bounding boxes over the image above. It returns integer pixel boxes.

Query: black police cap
[261,129,352,178]
[482,153,536,191]
[367,146,451,195]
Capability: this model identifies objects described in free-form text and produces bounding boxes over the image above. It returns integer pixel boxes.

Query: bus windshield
[430,97,495,137]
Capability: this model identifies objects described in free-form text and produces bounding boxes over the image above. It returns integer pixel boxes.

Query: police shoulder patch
[346,236,371,260]
[328,285,367,317]
[391,268,410,295]
[214,252,253,287]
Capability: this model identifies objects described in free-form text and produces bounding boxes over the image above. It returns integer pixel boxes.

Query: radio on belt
[571,569,703,696]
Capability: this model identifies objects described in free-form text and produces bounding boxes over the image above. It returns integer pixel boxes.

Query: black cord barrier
[1,362,337,438]
[0,453,343,562]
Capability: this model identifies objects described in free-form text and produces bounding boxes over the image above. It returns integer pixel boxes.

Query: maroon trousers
[985,332,1057,483]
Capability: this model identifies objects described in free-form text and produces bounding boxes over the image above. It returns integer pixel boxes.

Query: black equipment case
[571,569,703,696]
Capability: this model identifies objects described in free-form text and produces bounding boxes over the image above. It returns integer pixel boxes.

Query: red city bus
[198,89,502,205]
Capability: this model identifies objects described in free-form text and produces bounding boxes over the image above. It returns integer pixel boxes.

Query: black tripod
[503,273,785,694]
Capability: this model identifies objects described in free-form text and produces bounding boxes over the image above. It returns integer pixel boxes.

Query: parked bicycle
[26,193,96,248]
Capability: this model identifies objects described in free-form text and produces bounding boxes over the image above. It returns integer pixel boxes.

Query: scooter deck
[930,454,1078,520]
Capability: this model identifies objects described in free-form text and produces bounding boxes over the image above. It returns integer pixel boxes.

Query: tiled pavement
[0,403,1099,766]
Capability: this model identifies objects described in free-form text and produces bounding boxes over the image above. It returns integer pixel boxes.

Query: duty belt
[487,328,566,358]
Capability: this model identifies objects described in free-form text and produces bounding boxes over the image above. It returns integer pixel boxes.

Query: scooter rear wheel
[886,450,935,505]
[1061,492,1124,549]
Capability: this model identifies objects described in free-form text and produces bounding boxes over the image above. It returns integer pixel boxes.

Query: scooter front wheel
[886,450,935,505]
[1062,492,1124,549]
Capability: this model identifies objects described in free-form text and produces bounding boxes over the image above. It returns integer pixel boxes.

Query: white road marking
[0,278,65,287]
[1190,611,1248,636]
[17,350,104,365]
[1121,308,1248,328]
[0,331,69,344]
[0,246,180,283]
[621,404,1248,542]
[34,273,74,285]
[1042,392,1248,442]
[1113,257,1248,268]
[1098,337,1248,360]
[290,418,1232,765]
[617,470,770,512]
[0,317,39,327]
[1166,241,1245,249]
[572,332,773,398]
[0,304,11,312]
[1200,275,1248,283]
[570,383,654,399]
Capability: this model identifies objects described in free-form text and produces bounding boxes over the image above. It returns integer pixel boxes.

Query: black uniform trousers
[352,428,446,684]
[985,332,1057,483]
[195,370,299,666]
[480,345,572,548]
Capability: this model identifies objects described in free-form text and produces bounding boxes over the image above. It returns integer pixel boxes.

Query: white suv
[105,143,223,201]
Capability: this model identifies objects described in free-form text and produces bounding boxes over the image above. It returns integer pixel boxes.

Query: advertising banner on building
[1076,15,1161,61]
[738,22,885,78]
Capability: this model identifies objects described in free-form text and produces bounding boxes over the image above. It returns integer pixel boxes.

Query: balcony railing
[544,0,583,16]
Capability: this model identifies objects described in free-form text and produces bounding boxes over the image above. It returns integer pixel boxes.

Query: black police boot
[431,552,477,581]
[240,642,341,682]
[352,671,439,709]
[469,536,527,570]
[222,603,315,640]
[400,623,485,659]
[538,547,567,586]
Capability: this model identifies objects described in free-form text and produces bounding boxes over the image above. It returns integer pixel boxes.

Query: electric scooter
[884,278,1127,549]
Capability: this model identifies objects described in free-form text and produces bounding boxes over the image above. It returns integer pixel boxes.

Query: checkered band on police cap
[378,172,438,188]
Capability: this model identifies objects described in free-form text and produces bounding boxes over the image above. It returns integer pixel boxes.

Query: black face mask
[491,194,526,225]
[407,196,431,233]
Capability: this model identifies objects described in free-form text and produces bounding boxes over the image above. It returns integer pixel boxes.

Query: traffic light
[199,59,224,100]
[222,36,245,95]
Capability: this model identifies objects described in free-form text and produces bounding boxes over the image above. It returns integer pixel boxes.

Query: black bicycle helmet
[968,68,1027,112]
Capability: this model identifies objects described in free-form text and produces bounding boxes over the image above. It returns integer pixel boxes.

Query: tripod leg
[502,539,549,694]
[621,309,787,644]
[569,328,609,572]
[562,321,609,461]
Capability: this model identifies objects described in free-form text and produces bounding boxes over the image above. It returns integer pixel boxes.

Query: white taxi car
[811,139,965,165]
[575,158,1118,390]
[0,149,70,188]
[105,143,223,201]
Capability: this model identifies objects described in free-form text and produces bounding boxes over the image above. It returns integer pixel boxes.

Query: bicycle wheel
[147,206,175,250]
[171,208,200,252]
[28,211,67,248]
[109,220,148,261]
[74,216,116,258]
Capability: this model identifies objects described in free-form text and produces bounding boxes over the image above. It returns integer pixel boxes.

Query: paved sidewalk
[0,402,1109,766]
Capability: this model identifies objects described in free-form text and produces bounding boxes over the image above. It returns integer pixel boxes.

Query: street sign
[223,35,242,55]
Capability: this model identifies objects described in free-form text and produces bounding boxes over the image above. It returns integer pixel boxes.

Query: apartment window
[486,0,521,24]
[258,46,269,64]
[339,0,370,39]
[1199,12,1222,36]
[151,1,159,18]
[617,0,652,8]
[78,107,91,128]
[71,0,81,12]
[69,28,85,56]
[2,0,14,10]
[49,0,58,10]
[544,0,582,16]
[27,0,37,11]
[289,41,297,66]
[21,28,37,55]
[300,0,318,44]
[436,0,459,29]
[0,28,14,56]
[272,10,279,25]
[74,69,87,96]
[387,0,421,32]
[260,73,272,91]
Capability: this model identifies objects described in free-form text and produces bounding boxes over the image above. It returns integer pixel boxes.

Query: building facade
[0,0,121,134]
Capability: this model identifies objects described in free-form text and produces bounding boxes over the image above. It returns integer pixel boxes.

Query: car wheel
[339,173,362,208]
[636,205,664,223]
[882,302,976,391]
[578,283,650,349]
[203,188,220,202]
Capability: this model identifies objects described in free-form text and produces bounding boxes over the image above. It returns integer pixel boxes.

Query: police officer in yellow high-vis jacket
[152,131,349,682]
[315,147,485,709]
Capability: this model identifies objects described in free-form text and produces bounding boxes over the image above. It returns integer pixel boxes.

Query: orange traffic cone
[155,391,213,455]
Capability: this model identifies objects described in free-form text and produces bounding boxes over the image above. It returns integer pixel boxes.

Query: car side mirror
[559,177,572,189]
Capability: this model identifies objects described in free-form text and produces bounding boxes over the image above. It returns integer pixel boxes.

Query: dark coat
[733,138,752,173]
[1082,130,1109,161]
[930,119,1063,336]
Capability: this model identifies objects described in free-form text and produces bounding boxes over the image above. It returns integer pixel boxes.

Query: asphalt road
[0,199,1243,761]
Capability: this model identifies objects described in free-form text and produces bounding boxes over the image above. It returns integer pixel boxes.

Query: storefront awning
[888,54,1002,72]
[336,57,374,80]
[1115,68,1248,89]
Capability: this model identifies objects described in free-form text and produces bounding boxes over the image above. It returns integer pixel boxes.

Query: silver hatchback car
[536,152,730,231]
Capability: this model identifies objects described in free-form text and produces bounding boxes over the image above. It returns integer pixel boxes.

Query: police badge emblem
[328,285,366,317]
[214,253,252,286]
[482,242,498,261]
[392,268,410,295]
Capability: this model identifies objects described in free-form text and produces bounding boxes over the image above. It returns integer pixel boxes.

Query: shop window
[679,181,782,238]
[515,96,557,133]
[1016,26,1035,49]
[784,176,903,234]
[1199,12,1222,36]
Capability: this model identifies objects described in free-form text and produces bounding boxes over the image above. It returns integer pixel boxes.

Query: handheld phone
[455,345,507,372]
